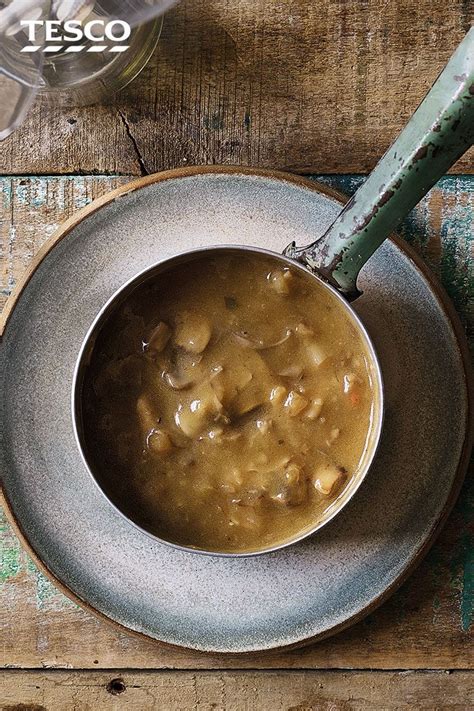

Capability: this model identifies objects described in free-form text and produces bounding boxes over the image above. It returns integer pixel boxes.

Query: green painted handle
[286,28,474,298]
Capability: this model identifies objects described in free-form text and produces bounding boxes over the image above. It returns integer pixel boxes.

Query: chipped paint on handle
[289,28,474,297]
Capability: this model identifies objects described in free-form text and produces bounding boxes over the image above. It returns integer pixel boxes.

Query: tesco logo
[20,19,131,53]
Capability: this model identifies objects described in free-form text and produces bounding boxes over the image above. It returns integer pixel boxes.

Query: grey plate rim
[1,165,472,655]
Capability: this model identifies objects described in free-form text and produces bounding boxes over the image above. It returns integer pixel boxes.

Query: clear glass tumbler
[0,0,176,137]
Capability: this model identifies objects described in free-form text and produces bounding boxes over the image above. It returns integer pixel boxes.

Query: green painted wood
[0,174,472,666]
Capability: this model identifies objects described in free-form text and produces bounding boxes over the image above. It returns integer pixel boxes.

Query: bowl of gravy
[72,247,383,556]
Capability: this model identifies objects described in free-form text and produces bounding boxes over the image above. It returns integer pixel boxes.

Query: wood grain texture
[0,0,473,176]
[0,176,131,311]
[0,175,472,670]
[1,670,474,710]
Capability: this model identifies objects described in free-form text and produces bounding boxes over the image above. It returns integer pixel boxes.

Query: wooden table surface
[1,2,473,709]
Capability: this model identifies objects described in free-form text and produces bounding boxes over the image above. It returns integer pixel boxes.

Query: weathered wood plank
[1,175,472,670]
[0,0,473,176]
[0,176,131,311]
[1,670,473,710]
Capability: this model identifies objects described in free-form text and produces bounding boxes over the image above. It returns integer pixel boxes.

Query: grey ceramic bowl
[1,168,470,652]
[72,244,384,557]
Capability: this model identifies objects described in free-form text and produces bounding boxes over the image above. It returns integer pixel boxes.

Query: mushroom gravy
[80,253,379,553]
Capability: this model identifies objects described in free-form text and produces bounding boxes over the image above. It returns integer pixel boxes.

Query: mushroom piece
[211,349,275,416]
[174,312,212,354]
[268,268,293,295]
[210,363,252,407]
[136,394,159,436]
[174,383,223,438]
[270,385,287,406]
[162,370,194,390]
[269,462,307,506]
[137,395,172,454]
[147,429,173,456]
[304,397,323,420]
[163,351,204,390]
[312,462,346,496]
[232,329,291,350]
[278,364,303,379]
[284,390,308,417]
[219,467,244,494]
[231,382,268,416]
[144,321,171,353]
[306,342,328,367]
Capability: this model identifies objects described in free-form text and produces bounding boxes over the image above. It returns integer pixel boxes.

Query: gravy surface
[82,254,378,553]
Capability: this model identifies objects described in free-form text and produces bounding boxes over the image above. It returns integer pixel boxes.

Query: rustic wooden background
[1,0,473,176]
[1,1,473,709]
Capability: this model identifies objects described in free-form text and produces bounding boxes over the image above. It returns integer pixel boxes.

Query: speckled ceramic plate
[1,167,471,653]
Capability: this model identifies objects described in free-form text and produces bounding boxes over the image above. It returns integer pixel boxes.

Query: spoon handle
[287,27,474,298]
